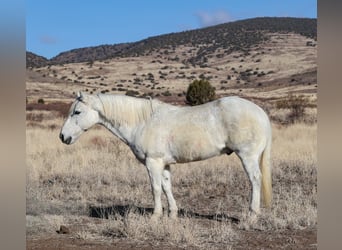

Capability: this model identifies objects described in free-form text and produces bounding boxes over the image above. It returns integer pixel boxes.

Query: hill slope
[26,52,49,68]
[26,16,317,109]
[27,17,316,67]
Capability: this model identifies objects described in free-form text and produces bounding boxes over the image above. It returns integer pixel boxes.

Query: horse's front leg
[145,157,164,219]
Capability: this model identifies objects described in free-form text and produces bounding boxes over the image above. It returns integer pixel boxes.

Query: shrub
[186,79,216,106]
[161,90,172,96]
[276,94,309,123]
[125,90,140,97]
[37,98,45,104]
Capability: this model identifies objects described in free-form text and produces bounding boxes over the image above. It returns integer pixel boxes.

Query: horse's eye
[74,111,81,115]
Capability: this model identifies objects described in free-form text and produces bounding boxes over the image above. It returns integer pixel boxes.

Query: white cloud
[195,10,233,27]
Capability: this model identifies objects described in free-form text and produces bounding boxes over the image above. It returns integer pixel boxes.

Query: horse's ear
[77,91,86,102]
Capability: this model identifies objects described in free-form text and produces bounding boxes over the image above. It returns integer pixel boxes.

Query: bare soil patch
[27,228,316,250]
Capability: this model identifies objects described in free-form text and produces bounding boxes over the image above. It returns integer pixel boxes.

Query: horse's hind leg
[161,165,178,219]
[237,152,262,215]
[145,158,164,219]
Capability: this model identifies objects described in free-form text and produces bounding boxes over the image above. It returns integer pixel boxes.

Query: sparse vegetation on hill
[26,51,49,68]
[26,17,317,67]
[51,44,131,65]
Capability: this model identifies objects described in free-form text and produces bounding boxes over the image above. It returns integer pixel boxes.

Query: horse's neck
[100,119,131,144]
[97,96,154,144]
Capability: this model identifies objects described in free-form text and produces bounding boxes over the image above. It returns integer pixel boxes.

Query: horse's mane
[97,94,156,127]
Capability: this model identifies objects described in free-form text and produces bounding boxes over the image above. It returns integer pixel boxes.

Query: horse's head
[59,92,101,144]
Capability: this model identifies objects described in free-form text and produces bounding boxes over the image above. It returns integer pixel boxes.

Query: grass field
[26,29,317,249]
[26,107,317,249]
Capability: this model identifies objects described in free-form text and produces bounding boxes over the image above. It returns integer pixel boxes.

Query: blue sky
[26,0,317,59]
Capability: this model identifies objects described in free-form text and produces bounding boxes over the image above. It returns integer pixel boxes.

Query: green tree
[186,79,216,105]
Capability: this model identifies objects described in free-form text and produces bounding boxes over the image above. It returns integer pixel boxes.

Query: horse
[59,92,272,219]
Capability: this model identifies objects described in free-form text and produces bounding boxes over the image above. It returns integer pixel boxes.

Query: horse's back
[217,96,264,112]
[218,96,269,125]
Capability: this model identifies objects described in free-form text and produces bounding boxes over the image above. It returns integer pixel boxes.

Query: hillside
[27,17,316,67]
[26,16,317,115]
[26,51,49,68]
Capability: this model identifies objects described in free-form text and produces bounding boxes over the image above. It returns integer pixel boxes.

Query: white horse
[60,92,272,219]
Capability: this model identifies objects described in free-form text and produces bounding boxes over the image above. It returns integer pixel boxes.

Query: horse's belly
[168,132,224,163]
[172,146,221,163]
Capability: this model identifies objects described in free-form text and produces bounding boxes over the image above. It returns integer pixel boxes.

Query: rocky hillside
[27,17,316,67]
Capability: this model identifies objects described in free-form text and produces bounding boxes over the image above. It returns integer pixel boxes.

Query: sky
[26,0,317,59]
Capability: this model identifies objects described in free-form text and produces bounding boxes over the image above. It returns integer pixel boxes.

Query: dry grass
[26,111,316,249]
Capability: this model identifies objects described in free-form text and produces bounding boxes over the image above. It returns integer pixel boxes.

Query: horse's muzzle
[59,133,72,145]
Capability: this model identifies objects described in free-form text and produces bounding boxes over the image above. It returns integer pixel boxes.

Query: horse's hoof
[150,213,162,222]
[169,211,178,219]
[247,211,258,224]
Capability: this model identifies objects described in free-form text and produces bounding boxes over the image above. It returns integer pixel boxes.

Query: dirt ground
[27,218,316,250]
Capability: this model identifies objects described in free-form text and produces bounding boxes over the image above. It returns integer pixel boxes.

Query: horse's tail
[260,135,272,208]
